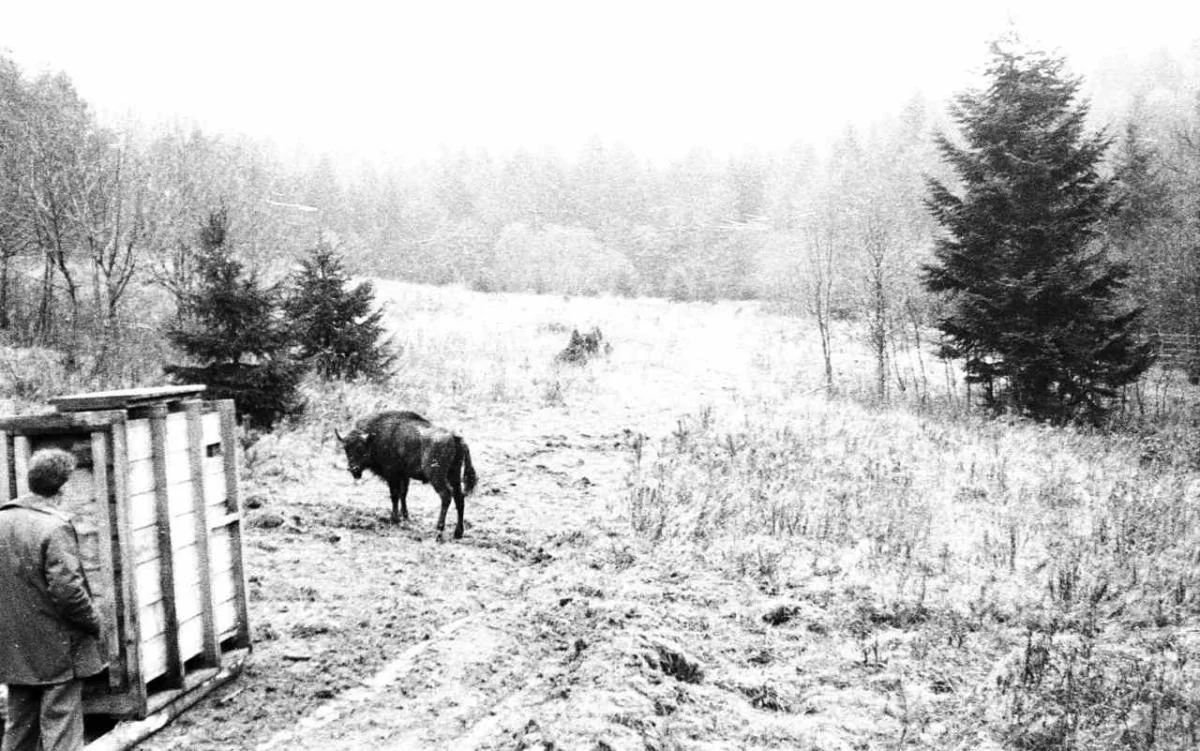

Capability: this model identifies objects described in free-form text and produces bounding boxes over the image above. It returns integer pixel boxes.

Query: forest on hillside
[3,45,1200,393]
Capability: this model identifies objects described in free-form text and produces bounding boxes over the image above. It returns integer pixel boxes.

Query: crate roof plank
[50,385,208,413]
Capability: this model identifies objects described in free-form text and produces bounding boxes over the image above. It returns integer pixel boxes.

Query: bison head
[335,428,371,480]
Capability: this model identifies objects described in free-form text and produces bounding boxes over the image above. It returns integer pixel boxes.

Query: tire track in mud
[254,615,477,750]
[249,550,592,749]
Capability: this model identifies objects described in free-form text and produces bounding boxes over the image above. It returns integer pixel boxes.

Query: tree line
[0,49,943,395]
[3,41,1200,423]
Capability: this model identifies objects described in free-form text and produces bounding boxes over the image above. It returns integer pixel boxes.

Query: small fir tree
[923,37,1154,422]
[164,209,306,429]
[283,238,395,380]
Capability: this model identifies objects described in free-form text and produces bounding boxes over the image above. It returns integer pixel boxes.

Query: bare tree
[0,71,33,334]
[802,206,840,392]
[67,129,153,373]
[836,101,938,402]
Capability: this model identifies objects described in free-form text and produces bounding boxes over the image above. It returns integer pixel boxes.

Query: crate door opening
[12,430,128,697]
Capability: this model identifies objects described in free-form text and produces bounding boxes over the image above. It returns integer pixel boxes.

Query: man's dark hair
[27,449,76,497]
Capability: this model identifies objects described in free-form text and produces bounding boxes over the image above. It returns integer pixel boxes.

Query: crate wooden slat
[217,400,251,648]
[14,434,30,495]
[186,400,222,667]
[149,404,184,689]
[110,416,147,714]
[0,389,249,728]
[89,430,122,690]
[0,422,10,503]
[49,385,207,414]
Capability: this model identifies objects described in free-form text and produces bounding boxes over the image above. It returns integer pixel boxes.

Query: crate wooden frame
[0,388,250,724]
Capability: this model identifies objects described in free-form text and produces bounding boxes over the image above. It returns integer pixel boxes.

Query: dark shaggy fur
[337,411,478,539]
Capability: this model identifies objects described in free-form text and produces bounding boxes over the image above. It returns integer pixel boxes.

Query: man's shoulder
[0,497,72,526]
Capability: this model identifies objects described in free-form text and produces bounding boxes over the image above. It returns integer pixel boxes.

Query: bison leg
[431,478,454,542]
[388,477,411,524]
[451,477,466,539]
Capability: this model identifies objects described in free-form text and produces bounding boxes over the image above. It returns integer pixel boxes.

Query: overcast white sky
[3,1,1198,163]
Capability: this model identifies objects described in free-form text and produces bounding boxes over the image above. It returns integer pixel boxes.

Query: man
[0,448,107,751]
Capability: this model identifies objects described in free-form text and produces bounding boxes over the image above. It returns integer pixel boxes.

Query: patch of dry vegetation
[627,398,1200,749]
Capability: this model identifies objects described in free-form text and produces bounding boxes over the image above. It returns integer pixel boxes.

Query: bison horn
[334,428,344,443]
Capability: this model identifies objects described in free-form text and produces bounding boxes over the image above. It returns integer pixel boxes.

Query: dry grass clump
[555,327,611,365]
[627,399,1200,748]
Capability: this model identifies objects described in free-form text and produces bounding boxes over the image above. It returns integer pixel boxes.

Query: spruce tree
[923,38,1154,422]
[283,238,395,381]
[164,209,306,429]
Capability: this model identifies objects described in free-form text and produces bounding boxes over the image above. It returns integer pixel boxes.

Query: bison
[336,411,478,539]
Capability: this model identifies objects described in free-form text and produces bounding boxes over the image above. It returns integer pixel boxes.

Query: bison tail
[459,437,478,495]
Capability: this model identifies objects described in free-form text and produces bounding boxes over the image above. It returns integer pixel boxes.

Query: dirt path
[255,416,639,749]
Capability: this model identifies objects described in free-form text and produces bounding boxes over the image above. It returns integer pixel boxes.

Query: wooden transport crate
[0,385,251,722]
